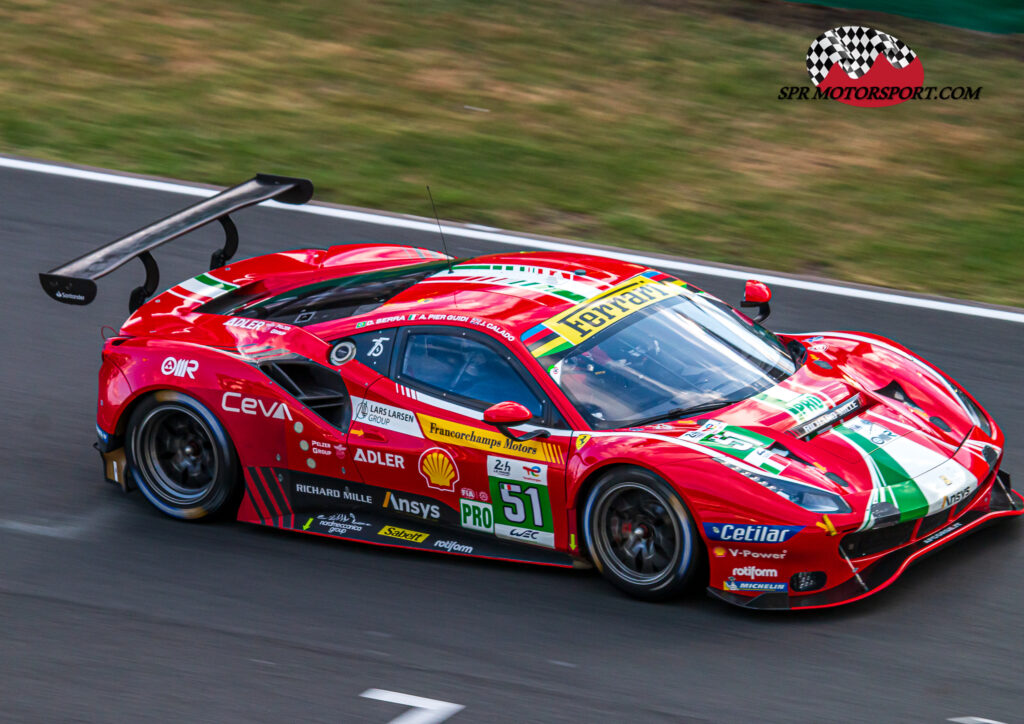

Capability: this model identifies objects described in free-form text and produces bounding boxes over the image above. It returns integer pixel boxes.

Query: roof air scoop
[874,380,920,409]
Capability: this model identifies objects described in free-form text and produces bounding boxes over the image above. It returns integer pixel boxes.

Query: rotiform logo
[779,26,980,106]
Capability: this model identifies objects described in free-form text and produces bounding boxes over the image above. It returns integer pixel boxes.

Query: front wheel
[126,391,240,520]
[582,467,700,600]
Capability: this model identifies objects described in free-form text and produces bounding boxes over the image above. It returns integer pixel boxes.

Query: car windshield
[545,292,796,430]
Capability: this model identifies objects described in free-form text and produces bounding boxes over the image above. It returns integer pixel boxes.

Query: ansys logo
[779,26,980,106]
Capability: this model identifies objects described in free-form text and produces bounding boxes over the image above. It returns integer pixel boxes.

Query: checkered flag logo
[806,26,917,86]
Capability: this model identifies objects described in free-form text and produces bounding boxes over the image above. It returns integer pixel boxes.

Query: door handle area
[354,428,386,442]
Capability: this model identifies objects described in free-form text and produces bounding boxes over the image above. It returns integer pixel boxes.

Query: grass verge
[1,0,1021,304]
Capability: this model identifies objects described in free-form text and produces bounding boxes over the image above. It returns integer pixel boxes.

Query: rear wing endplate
[39,173,313,311]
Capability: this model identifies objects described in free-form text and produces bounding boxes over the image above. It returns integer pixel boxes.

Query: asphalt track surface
[1,163,1022,723]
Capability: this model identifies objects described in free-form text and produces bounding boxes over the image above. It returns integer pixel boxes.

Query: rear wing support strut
[39,173,314,311]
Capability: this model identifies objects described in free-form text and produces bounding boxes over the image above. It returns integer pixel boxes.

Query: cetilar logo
[806,26,922,107]
[703,523,803,544]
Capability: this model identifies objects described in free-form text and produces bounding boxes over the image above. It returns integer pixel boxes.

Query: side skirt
[239,466,576,568]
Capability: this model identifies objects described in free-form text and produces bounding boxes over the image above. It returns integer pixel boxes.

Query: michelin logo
[703,523,802,544]
[724,579,788,593]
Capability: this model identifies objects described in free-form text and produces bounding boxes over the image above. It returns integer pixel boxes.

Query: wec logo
[160,357,198,379]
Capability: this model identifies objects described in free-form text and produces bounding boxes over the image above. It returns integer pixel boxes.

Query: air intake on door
[259,360,350,429]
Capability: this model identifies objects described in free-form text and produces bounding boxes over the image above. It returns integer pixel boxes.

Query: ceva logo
[221,391,292,420]
[806,26,922,107]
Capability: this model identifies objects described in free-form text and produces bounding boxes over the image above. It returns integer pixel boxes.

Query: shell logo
[418,447,459,492]
[713,546,726,558]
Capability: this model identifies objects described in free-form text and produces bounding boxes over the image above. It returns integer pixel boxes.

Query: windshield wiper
[631,400,738,427]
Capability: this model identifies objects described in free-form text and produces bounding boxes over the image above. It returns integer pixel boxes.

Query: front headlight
[954,388,992,437]
[759,476,852,513]
[716,457,852,513]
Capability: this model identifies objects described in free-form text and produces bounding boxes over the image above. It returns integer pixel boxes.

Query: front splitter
[709,475,1022,611]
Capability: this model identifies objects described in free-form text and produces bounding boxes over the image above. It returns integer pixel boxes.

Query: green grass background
[1,0,1021,304]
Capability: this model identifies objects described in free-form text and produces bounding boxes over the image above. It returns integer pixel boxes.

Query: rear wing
[39,173,313,311]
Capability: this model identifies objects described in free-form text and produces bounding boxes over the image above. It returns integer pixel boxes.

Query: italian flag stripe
[172,272,238,301]
[194,273,237,291]
[833,425,929,522]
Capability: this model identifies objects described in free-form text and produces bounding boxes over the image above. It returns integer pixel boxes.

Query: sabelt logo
[378,525,429,543]
[542,276,683,345]
[418,448,459,492]
[221,392,292,420]
[420,414,561,463]
[383,490,440,520]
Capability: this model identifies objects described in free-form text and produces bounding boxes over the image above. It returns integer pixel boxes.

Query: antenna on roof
[426,185,453,274]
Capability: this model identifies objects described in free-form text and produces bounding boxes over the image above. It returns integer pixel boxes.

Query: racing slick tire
[125,391,240,520]
[583,467,700,601]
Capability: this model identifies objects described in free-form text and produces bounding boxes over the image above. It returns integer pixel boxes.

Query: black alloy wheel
[126,392,239,519]
[583,467,700,600]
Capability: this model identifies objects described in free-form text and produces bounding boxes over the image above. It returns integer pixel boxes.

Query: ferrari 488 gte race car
[40,174,1022,610]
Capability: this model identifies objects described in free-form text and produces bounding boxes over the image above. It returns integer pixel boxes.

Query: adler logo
[221,392,292,420]
[224,317,265,330]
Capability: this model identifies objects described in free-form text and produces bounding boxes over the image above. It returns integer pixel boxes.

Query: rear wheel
[126,392,239,520]
[582,467,699,600]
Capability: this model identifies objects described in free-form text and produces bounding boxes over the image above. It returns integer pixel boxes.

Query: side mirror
[741,279,772,323]
[483,401,549,443]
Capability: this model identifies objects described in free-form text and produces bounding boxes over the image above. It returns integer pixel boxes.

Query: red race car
[40,174,1022,609]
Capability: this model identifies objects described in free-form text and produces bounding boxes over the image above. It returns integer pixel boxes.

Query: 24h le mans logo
[805,26,922,107]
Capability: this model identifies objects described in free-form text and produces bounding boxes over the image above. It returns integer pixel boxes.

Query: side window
[398,331,544,418]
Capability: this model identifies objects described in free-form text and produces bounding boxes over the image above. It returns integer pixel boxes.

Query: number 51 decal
[491,479,555,549]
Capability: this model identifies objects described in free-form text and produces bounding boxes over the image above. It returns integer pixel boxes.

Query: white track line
[5,155,1022,324]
